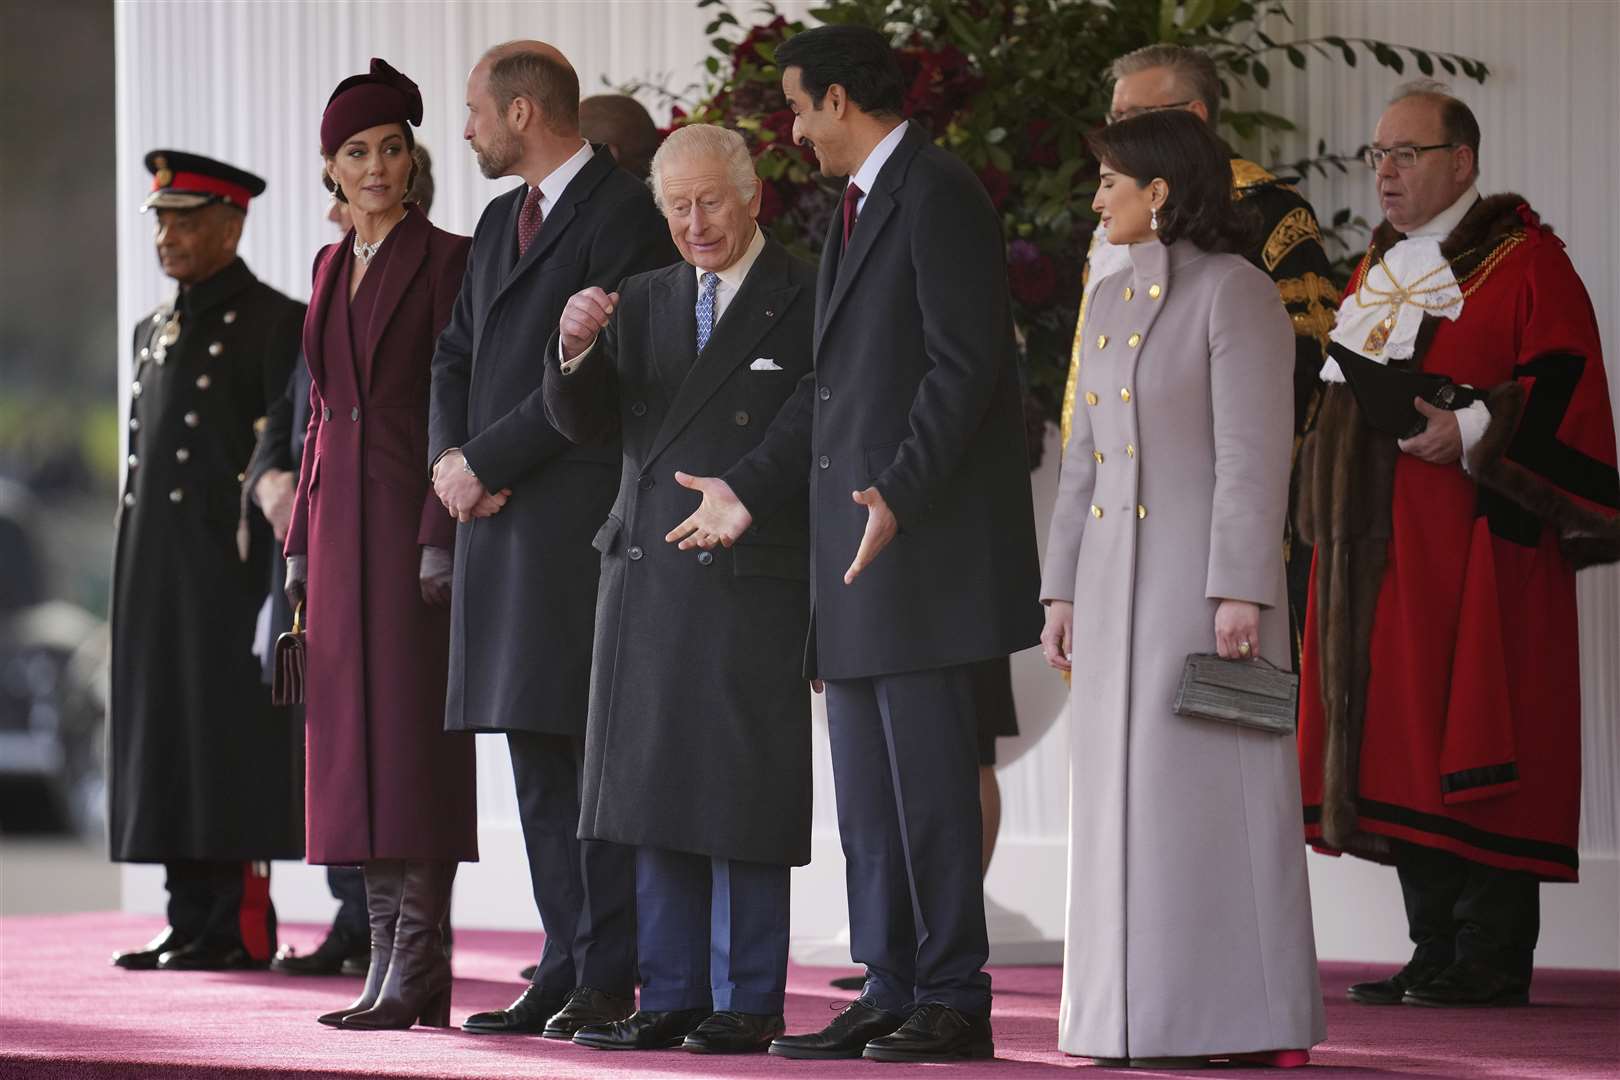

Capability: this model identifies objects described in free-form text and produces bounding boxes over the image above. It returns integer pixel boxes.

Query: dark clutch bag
[1172,653,1298,736]
[271,602,305,707]
[1329,342,1485,439]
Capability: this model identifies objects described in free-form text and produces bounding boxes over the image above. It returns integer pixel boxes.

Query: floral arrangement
[639,0,1488,451]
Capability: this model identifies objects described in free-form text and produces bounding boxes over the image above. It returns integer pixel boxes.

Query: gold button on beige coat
[1042,239,1325,1059]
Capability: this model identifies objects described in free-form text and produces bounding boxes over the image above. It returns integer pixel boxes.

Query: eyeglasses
[1106,101,1195,125]
[1362,143,1458,170]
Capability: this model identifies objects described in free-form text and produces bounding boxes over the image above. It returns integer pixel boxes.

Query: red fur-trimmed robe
[1296,195,1620,882]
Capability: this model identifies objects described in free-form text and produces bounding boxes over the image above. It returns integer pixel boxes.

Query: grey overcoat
[1042,239,1325,1059]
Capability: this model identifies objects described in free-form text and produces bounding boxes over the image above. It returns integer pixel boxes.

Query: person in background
[1061,44,1338,664]
[430,40,677,1041]
[108,151,304,972]
[1041,109,1323,1068]
[1297,81,1619,1009]
[251,145,440,980]
[579,93,660,180]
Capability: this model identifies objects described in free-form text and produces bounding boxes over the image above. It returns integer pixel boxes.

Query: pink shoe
[1232,1049,1310,1068]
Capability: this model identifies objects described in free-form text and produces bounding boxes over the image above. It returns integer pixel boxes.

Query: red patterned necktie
[517,186,543,256]
[842,182,863,247]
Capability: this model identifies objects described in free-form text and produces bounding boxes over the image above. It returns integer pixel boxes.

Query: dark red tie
[842,182,863,247]
[517,186,543,256]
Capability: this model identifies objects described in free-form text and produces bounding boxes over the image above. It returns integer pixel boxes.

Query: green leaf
[1332,207,1351,226]
[1252,59,1271,88]
[1285,45,1306,68]
[1184,0,1217,31]
[1158,0,1178,41]
[705,56,720,75]
[1414,49,1434,76]
[987,144,1013,172]
[1438,55,1457,76]
[705,18,721,33]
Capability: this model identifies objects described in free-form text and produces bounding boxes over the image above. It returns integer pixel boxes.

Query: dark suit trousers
[823,665,991,1016]
[326,867,367,938]
[1394,840,1540,985]
[506,732,635,997]
[164,860,276,962]
[636,846,790,1015]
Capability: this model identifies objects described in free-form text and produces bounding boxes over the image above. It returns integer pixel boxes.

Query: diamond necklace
[353,209,407,264]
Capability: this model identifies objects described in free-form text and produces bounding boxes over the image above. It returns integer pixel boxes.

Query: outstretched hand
[665,472,753,550]
[843,486,897,585]
[559,287,619,361]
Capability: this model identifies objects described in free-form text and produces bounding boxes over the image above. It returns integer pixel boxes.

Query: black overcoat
[544,238,816,866]
[725,123,1043,680]
[428,147,677,735]
[109,257,305,861]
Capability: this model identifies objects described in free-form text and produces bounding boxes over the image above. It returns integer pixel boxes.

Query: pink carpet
[0,914,1614,1078]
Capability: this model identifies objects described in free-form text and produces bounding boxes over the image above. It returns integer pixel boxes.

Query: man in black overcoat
[543,124,816,1056]
[109,151,305,972]
[673,27,1043,1062]
[427,40,676,1038]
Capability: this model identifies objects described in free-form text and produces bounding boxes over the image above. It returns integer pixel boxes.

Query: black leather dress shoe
[542,987,634,1040]
[461,985,568,1035]
[271,928,368,976]
[1347,955,1450,1005]
[572,1008,710,1050]
[1403,958,1529,1007]
[862,1002,993,1063]
[683,1011,785,1053]
[111,927,190,970]
[769,998,906,1060]
[829,974,866,991]
[156,939,265,971]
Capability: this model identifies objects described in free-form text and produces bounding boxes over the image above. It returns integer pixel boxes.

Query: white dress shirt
[530,139,594,219]
[561,223,766,373]
[846,121,910,215]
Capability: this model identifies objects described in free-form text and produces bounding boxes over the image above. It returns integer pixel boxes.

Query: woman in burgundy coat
[283,59,477,1030]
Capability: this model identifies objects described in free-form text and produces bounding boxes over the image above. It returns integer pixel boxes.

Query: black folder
[1329,342,1482,439]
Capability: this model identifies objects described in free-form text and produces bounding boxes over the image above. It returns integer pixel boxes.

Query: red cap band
[155,171,254,209]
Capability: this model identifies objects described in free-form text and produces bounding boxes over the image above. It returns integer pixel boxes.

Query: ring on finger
[1238,640,1252,657]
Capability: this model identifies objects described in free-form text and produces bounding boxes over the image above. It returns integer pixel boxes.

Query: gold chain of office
[1350,231,1526,352]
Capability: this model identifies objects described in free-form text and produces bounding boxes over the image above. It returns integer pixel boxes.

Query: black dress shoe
[542,986,634,1040]
[769,998,906,1060]
[461,985,568,1035]
[1347,954,1450,1005]
[271,928,368,976]
[862,1002,993,1063]
[683,1011,785,1053]
[157,939,266,971]
[572,1008,710,1050]
[829,974,866,991]
[340,955,369,977]
[1403,957,1529,1007]
[111,927,190,970]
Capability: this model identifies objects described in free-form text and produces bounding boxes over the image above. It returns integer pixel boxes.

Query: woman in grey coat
[1040,111,1324,1068]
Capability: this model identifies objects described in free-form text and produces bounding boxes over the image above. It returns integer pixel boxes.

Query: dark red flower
[1008,251,1057,307]
[1025,119,1059,168]
[978,166,1010,209]
[757,180,785,226]
[732,15,790,71]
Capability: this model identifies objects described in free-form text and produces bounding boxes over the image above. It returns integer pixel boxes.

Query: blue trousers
[636,846,790,1015]
[823,665,991,1016]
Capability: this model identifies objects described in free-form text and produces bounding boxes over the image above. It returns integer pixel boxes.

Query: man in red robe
[1297,82,1619,1008]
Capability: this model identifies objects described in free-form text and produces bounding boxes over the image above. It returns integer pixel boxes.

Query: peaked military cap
[142,150,266,212]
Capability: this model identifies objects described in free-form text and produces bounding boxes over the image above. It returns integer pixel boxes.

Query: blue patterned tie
[695,271,719,353]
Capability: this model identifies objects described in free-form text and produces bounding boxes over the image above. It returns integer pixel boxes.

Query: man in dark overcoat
[109,151,305,972]
[543,124,815,1055]
[674,28,1043,1062]
[427,40,676,1038]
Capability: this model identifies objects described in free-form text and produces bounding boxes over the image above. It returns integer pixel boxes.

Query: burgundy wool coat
[285,207,478,864]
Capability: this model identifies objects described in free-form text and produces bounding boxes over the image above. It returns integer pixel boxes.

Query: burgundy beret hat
[321,58,423,155]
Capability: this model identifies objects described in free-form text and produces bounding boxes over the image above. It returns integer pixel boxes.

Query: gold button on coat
[1090,504,1103,519]
[1148,284,1162,299]
[1093,450,1104,464]
[1120,388,1131,403]
[1084,391,1098,406]
[1126,443,1136,457]
[1096,334,1108,349]
[1128,333,1142,348]
[1137,504,1147,519]
[1123,286,1134,301]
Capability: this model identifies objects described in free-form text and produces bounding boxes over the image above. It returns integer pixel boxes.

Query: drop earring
[1150,206,1159,231]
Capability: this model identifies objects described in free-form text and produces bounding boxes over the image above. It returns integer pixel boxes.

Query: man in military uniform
[109,151,306,972]
[1061,44,1339,656]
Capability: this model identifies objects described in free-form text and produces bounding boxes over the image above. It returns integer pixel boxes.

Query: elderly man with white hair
[541,122,818,1054]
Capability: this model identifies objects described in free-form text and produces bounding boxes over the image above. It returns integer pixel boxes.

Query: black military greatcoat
[109,257,305,861]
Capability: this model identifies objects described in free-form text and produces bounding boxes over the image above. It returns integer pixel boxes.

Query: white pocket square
[750,357,783,371]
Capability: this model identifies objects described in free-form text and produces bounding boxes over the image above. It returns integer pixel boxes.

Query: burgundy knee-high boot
[317,860,404,1027]
[340,860,457,1030]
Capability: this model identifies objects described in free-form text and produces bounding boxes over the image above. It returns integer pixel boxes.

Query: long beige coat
[1042,239,1325,1059]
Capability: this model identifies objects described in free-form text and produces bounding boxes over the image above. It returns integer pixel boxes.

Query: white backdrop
[115,0,1618,969]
